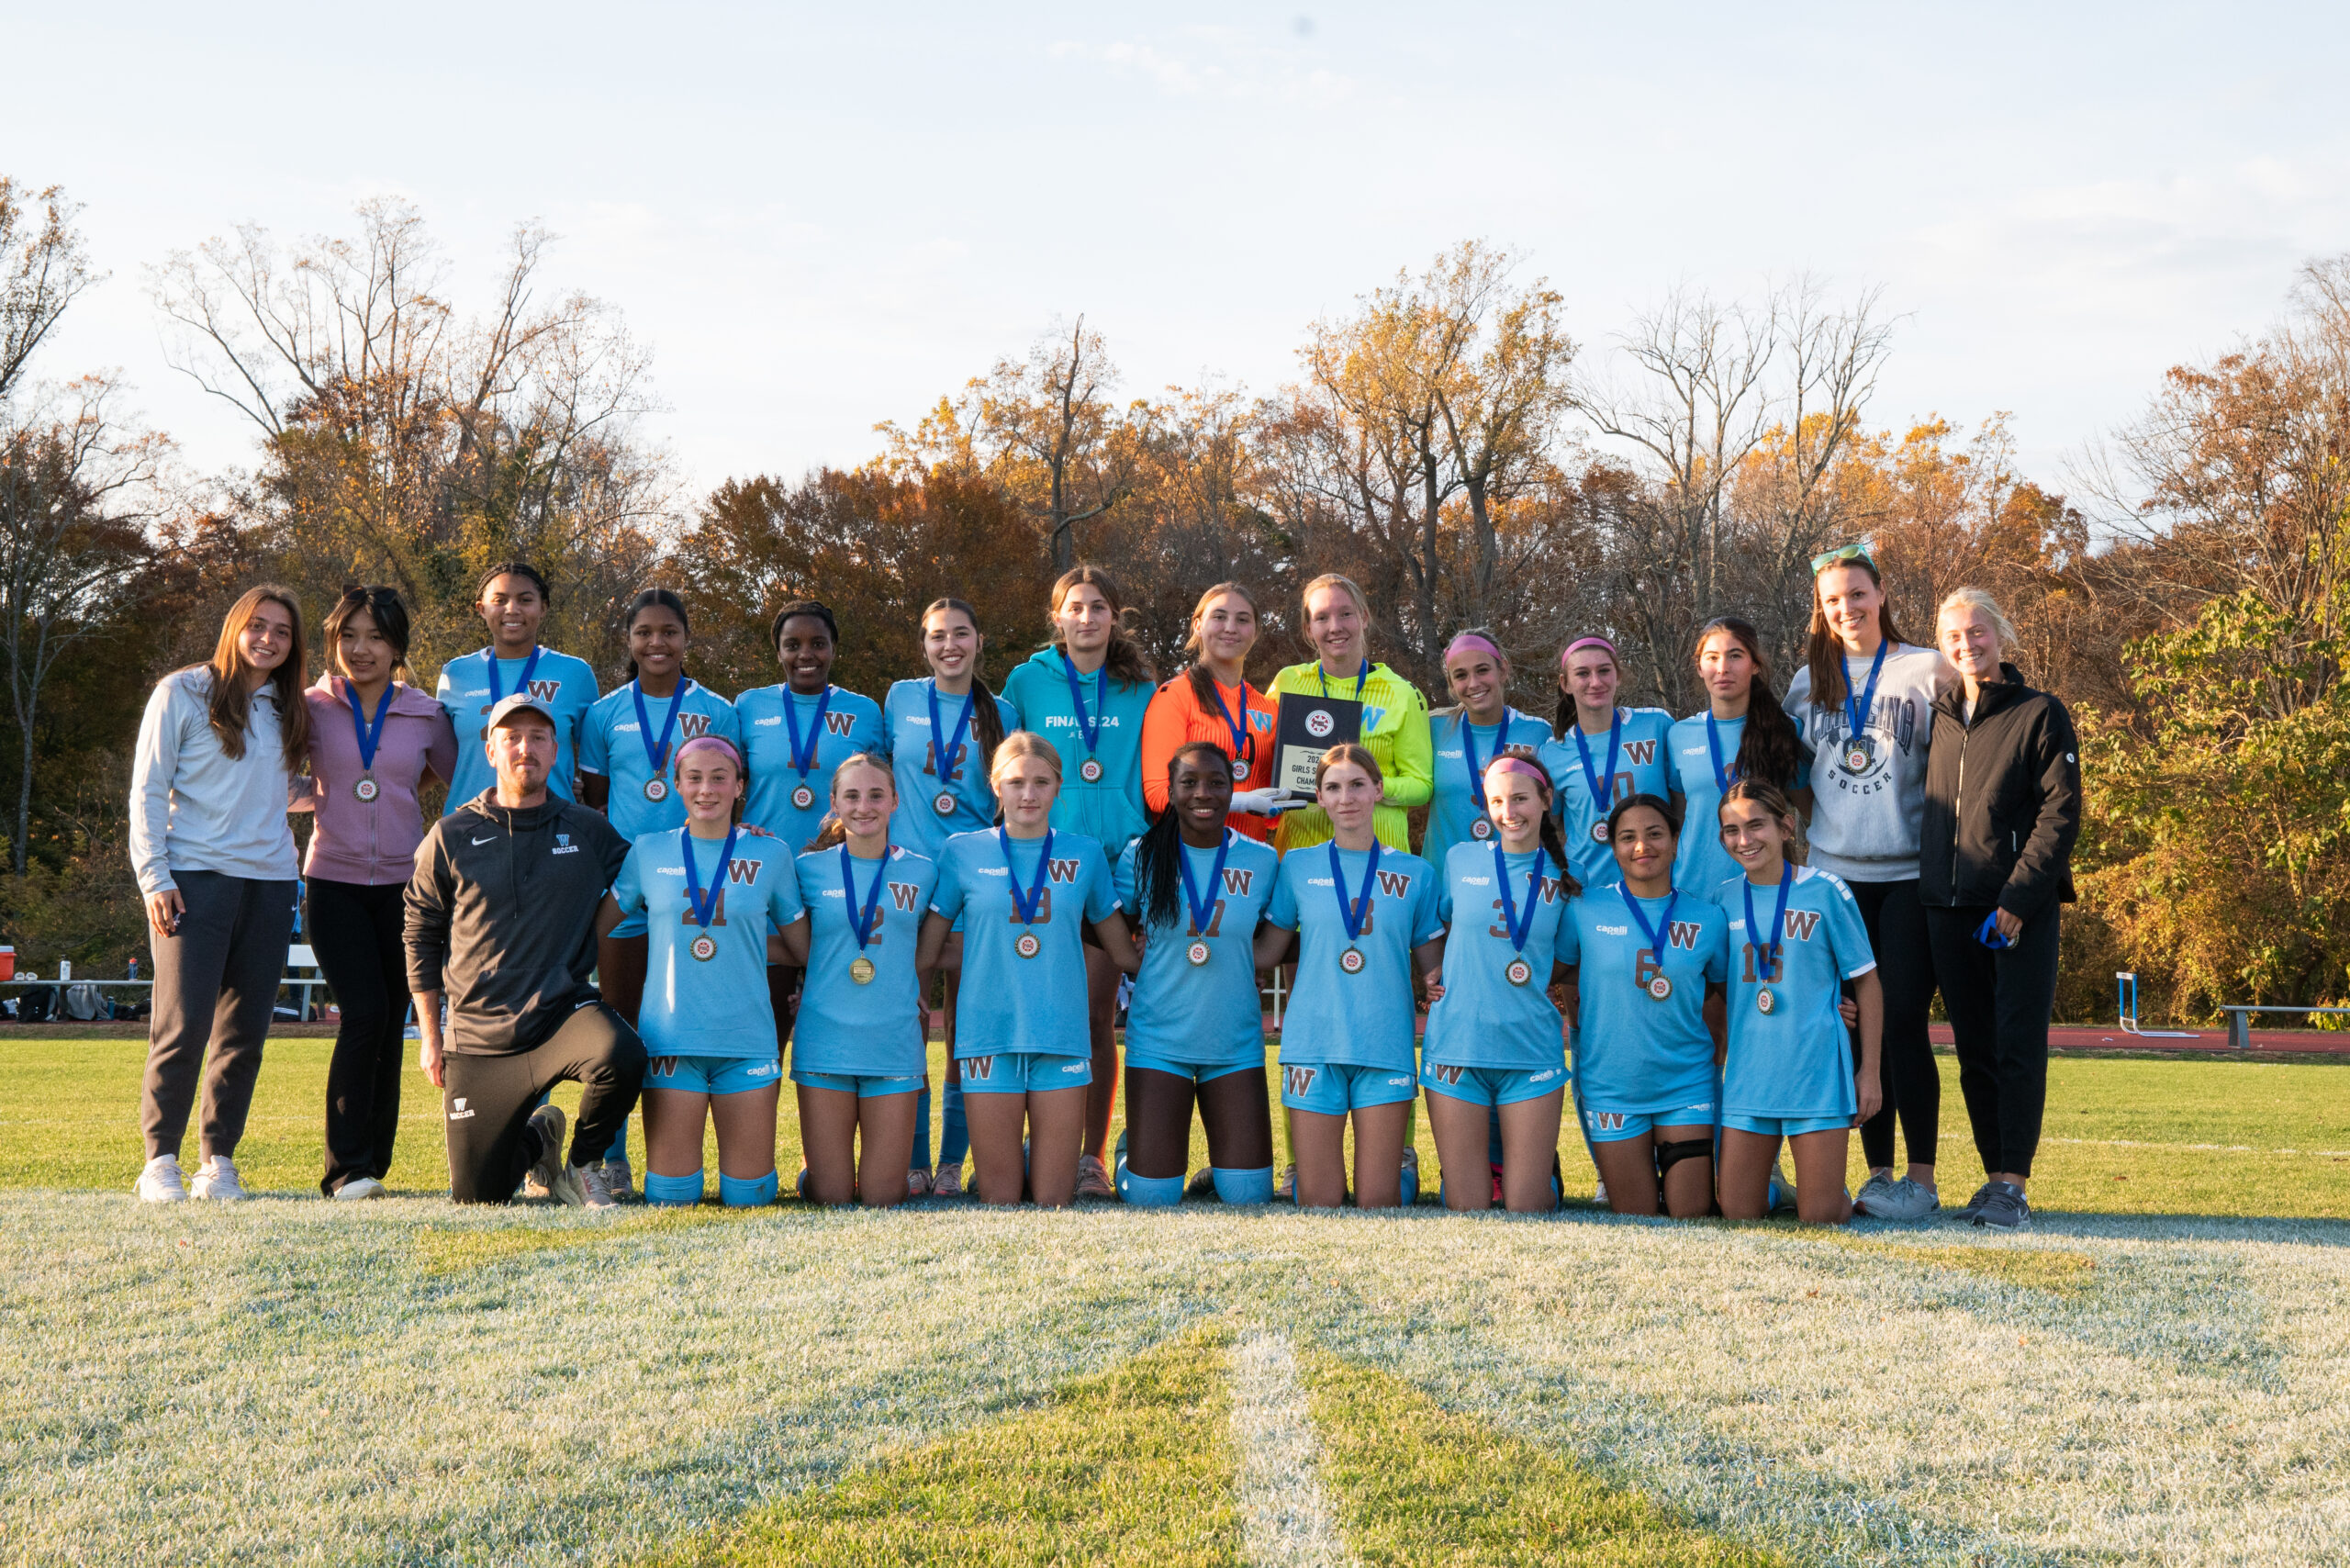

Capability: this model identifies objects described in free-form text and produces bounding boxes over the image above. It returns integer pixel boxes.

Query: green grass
[654,1327,1241,1567]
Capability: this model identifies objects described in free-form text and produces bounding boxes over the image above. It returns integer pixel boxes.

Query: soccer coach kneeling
[404,692,643,1205]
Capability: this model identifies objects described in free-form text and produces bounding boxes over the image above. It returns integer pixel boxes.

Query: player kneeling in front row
[407,694,644,1206]
[1113,743,1280,1205]
[1714,780,1883,1225]
[1422,755,1576,1213]
[598,735,800,1208]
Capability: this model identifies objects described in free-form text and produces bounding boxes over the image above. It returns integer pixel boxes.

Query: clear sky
[8,3,2346,502]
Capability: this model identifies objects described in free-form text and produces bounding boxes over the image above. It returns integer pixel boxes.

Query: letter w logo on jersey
[1539,876,1569,903]
[1623,738,1658,767]
[1220,868,1255,897]
[1374,869,1413,900]
[677,711,715,741]
[1046,857,1083,884]
[1666,920,1705,950]
[526,679,562,704]
[889,882,923,913]
[1282,1065,1319,1097]
[822,711,857,737]
[1784,909,1823,941]
[726,860,761,885]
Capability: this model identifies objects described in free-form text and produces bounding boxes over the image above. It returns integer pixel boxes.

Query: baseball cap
[485,693,558,731]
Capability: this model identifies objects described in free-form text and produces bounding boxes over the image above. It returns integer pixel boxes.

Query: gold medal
[849,955,876,985]
[690,934,717,962]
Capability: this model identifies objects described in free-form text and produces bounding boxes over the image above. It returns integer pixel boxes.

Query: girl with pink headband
[1535,633,1679,892]
[1425,632,1550,875]
[1420,754,1580,1211]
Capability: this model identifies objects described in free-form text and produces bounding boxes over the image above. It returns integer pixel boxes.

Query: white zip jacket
[129,667,298,895]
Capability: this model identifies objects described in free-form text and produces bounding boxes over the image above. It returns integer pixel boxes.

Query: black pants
[442,1003,645,1204]
[307,879,411,1195]
[1846,878,1939,1170]
[1926,903,2060,1179]
[141,870,298,1161]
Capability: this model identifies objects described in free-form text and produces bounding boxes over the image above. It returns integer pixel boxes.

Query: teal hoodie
[1002,645,1155,856]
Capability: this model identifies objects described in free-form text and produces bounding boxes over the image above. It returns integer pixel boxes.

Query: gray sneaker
[1972,1182,2031,1231]
[599,1153,635,1204]
[1853,1170,1899,1214]
[1857,1176,1941,1221]
[575,1160,619,1211]
[1953,1181,2000,1223]
[526,1105,578,1204]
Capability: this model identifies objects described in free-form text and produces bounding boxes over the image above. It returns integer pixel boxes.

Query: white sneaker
[526,1105,576,1204]
[190,1156,249,1201]
[599,1154,635,1204]
[135,1154,187,1203]
[1593,1177,1610,1207]
[575,1161,618,1210]
[332,1176,387,1201]
[1856,1175,1940,1221]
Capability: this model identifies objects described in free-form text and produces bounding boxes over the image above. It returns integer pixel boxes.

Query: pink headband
[1483,756,1550,790]
[1443,633,1503,664]
[674,734,744,774]
[1560,636,1617,671]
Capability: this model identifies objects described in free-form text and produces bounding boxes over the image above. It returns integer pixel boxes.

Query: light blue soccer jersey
[1265,846,1443,1074]
[1425,708,1552,873]
[578,679,743,839]
[1719,865,1876,1120]
[929,829,1117,1058]
[882,678,1021,860]
[1114,831,1279,1069]
[1666,711,1814,902]
[610,826,805,1059]
[736,683,884,852]
[1002,648,1154,857]
[1557,882,1729,1112]
[1422,843,1574,1071]
[437,646,600,807]
[1535,706,1676,890]
[790,844,939,1079]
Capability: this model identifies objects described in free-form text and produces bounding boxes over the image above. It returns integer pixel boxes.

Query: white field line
[1230,1332,1357,1568]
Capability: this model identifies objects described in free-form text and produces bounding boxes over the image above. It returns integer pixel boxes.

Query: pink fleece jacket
[295,676,460,885]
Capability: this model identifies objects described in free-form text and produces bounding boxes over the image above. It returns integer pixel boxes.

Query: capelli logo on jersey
[753,714,782,726]
[1460,874,1492,887]
[1220,868,1255,897]
[1282,1065,1319,1097]
[1373,869,1413,899]
[1046,857,1083,884]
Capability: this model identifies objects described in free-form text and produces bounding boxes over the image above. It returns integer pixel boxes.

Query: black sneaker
[1972,1182,2031,1231]
[1953,1181,1999,1223]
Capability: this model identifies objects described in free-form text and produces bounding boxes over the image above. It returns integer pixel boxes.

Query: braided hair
[1133,742,1235,934]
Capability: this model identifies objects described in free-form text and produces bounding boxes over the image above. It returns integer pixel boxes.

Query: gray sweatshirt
[404,790,629,1055]
[129,667,298,895]
[1785,642,1949,883]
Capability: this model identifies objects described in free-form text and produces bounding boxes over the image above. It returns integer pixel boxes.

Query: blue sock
[720,1169,778,1207]
[1211,1165,1274,1204]
[1119,1169,1185,1206]
[940,1074,969,1166]
[1399,1158,1420,1207]
[609,1114,629,1164]
[643,1169,703,1206]
[911,1080,934,1173]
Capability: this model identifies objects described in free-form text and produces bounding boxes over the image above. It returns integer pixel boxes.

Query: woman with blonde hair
[1138,581,1296,841]
[1921,588,2080,1232]
[1267,575,1433,855]
[130,586,311,1203]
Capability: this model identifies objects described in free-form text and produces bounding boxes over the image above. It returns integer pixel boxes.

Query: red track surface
[1932,1023,2350,1055]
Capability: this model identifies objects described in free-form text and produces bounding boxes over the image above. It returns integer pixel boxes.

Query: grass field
[4,1038,2350,1565]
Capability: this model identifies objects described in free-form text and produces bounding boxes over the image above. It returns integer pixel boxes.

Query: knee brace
[643,1169,704,1206]
[1210,1165,1274,1205]
[1656,1137,1713,1181]
[720,1169,778,1208]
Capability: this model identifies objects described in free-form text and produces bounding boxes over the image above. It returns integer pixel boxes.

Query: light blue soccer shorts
[1125,1047,1262,1085]
[1580,1099,1718,1143]
[1722,1113,1850,1137]
[1421,1061,1567,1107]
[956,1051,1092,1095]
[1279,1060,1418,1115]
[645,1054,783,1096]
[791,1070,923,1098]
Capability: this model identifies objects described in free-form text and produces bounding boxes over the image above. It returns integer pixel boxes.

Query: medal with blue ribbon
[1207,680,1255,775]
[1617,881,1680,1002]
[1001,827,1055,958]
[1491,840,1542,987]
[678,824,739,962]
[926,680,978,818]
[1743,861,1795,1015]
[482,643,543,713]
[1705,712,1737,793]
[1177,830,1234,967]
[1572,709,1623,844]
[840,843,886,984]
[632,678,692,802]
[1328,839,1381,976]
[782,685,834,812]
[346,680,392,802]
[1839,640,1889,776]
[1463,716,1499,839]
[1062,655,1108,783]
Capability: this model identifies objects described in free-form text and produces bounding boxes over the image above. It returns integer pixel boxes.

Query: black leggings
[1926,903,2060,1178]
[442,1003,645,1204]
[1846,878,1940,1170]
[307,878,411,1195]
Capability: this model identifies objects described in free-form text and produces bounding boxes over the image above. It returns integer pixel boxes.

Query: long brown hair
[1693,617,1802,789]
[1181,580,1259,710]
[1719,778,1807,867]
[1481,754,1581,897]
[196,585,309,769]
[1804,554,1911,707]
[920,598,1006,778]
[1049,566,1155,688]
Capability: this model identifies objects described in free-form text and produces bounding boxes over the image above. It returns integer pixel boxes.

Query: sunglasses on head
[1809,542,1877,574]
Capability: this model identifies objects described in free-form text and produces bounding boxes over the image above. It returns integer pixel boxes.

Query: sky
[7,2,2348,504]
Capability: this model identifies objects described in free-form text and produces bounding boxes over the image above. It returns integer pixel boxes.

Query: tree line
[0,179,2338,1024]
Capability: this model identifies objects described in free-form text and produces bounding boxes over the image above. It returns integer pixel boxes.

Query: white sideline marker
[1230,1332,1358,1568]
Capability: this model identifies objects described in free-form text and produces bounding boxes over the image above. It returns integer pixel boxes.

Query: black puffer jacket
[1919,665,2081,917]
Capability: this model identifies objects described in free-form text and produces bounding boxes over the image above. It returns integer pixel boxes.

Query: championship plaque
[1272,693,1363,797]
